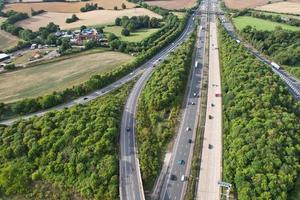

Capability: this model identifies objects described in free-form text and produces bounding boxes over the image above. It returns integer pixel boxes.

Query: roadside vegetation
[136,30,196,189]
[0,81,134,199]
[219,25,300,199]
[238,24,300,79]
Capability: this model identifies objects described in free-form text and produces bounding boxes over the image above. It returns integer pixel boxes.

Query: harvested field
[255,2,300,15]
[4,0,136,14]
[0,30,20,51]
[0,51,133,103]
[224,0,285,10]
[16,8,162,31]
[145,0,196,10]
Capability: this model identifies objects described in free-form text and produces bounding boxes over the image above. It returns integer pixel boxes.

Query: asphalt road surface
[196,19,222,200]
[159,0,209,199]
[119,13,197,200]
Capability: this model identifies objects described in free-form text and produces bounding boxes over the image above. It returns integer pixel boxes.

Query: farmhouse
[0,53,10,62]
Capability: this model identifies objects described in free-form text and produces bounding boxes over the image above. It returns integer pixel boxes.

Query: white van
[181,175,186,182]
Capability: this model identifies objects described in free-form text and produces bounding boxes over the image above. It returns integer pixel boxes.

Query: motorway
[119,12,197,200]
[159,0,209,199]
[196,12,222,200]
[0,17,195,126]
[217,2,300,101]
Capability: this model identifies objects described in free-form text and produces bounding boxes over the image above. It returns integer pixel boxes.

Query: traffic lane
[160,16,207,200]
[162,45,205,200]
[163,100,202,200]
[121,68,153,199]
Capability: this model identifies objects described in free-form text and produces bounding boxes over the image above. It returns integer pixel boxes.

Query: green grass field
[233,16,300,31]
[172,12,185,19]
[104,26,159,42]
[0,17,6,25]
[0,51,133,103]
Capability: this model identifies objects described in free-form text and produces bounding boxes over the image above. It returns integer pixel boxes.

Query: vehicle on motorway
[126,127,131,132]
[195,61,199,68]
[186,127,191,131]
[83,97,88,100]
[271,62,280,70]
[215,92,221,97]
[177,160,185,165]
[209,115,213,119]
[208,144,213,149]
[211,103,214,107]
[180,175,187,182]
[193,92,198,97]
[170,174,177,181]
[191,102,195,105]
[188,139,192,143]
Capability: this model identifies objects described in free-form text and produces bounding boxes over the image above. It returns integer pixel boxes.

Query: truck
[271,62,280,70]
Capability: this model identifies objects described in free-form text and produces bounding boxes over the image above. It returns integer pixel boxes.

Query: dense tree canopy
[136,30,196,189]
[0,82,134,199]
[240,26,300,66]
[219,26,300,200]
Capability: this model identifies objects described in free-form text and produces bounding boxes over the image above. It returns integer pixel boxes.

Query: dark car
[170,174,177,181]
[83,97,88,100]
[208,144,213,149]
[177,160,185,165]
[188,139,192,143]
[209,115,213,119]
[126,127,131,132]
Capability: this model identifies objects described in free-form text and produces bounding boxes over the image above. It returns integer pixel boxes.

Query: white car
[180,175,187,182]
[186,127,191,131]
